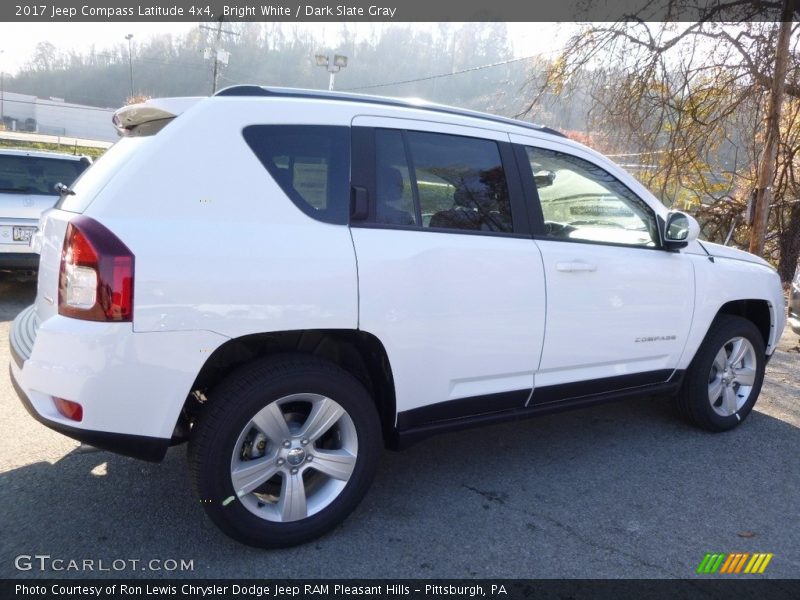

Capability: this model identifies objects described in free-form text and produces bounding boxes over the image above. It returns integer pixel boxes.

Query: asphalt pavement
[1,273,798,579]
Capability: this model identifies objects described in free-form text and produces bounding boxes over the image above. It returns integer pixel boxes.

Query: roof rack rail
[214,85,567,138]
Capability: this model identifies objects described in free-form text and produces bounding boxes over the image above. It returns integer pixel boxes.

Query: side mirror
[663,211,700,250]
[534,170,556,187]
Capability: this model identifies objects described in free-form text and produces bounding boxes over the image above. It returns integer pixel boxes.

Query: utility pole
[749,0,795,256]
[124,34,134,99]
[201,18,238,94]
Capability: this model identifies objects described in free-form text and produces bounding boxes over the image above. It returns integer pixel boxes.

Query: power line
[343,55,535,92]
[91,52,208,70]
[17,52,208,72]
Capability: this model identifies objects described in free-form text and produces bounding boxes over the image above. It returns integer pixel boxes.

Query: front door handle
[556,261,597,273]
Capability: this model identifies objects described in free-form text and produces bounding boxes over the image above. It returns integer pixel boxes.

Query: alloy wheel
[230,394,358,522]
[707,336,757,418]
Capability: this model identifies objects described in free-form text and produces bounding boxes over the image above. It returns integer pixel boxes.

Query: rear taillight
[58,216,134,322]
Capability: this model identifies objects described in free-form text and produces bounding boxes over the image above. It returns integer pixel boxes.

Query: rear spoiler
[112,97,203,137]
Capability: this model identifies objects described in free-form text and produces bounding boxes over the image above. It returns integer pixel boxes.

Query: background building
[1,91,116,141]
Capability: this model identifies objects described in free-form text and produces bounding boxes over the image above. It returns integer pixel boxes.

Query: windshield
[0,154,89,196]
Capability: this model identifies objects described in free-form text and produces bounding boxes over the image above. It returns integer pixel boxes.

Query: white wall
[35,99,116,141]
[1,92,37,123]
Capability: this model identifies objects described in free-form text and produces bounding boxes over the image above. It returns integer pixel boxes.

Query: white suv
[8,87,786,547]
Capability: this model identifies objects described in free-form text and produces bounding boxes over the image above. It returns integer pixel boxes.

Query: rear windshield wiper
[0,186,31,193]
[54,182,75,196]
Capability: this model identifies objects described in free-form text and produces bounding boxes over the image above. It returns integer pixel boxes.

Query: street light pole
[125,34,134,99]
[315,54,348,91]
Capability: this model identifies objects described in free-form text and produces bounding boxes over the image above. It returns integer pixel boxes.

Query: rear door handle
[556,261,597,273]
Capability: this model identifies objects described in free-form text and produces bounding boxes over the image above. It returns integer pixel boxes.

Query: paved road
[1,273,798,579]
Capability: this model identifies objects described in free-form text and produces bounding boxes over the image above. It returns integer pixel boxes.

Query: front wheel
[188,355,382,548]
[675,315,766,432]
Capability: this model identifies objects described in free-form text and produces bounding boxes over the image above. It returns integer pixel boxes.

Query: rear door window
[407,131,512,233]
[368,129,514,234]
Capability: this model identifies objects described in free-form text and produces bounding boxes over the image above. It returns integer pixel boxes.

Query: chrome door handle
[556,261,597,272]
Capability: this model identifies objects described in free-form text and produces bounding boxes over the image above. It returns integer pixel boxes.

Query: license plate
[13,226,36,242]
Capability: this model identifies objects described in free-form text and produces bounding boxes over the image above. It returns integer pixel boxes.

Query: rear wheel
[676,315,766,432]
[188,355,382,548]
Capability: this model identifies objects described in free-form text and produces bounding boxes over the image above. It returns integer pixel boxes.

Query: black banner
[0,0,791,23]
[3,580,800,600]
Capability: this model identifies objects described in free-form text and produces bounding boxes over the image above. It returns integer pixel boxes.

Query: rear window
[0,154,89,196]
[243,125,350,225]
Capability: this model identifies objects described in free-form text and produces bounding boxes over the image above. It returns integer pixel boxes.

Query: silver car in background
[0,149,91,270]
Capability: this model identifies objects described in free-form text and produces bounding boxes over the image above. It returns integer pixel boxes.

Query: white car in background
[0,149,91,270]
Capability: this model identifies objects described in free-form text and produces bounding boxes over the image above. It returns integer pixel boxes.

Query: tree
[525,1,800,281]
[750,0,795,256]
[30,42,59,72]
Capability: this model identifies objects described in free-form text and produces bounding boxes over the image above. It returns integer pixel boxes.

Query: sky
[0,22,578,75]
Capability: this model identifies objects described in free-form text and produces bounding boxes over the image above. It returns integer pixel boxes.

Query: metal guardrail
[0,130,113,149]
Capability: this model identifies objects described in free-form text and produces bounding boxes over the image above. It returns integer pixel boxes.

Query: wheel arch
[178,329,397,445]
[715,298,775,353]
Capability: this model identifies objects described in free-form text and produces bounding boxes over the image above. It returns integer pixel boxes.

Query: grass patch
[0,139,107,160]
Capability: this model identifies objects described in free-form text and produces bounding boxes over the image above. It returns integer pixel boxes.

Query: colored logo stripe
[697,553,725,573]
[720,553,749,573]
[697,553,773,574]
[744,553,774,574]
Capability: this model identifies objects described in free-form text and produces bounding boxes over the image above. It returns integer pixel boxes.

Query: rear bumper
[9,302,37,369]
[9,304,229,462]
[9,363,169,462]
[9,305,169,461]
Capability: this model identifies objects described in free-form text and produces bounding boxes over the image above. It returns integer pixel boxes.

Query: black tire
[188,354,382,548]
[675,315,766,432]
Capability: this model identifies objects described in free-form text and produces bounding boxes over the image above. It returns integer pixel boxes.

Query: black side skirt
[391,369,684,450]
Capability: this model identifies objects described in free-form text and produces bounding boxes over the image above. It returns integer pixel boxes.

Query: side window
[370,129,514,234]
[243,125,350,224]
[408,132,512,233]
[525,147,659,247]
[375,130,417,226]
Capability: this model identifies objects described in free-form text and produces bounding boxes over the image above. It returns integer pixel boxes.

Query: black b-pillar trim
[350,126,376,223]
